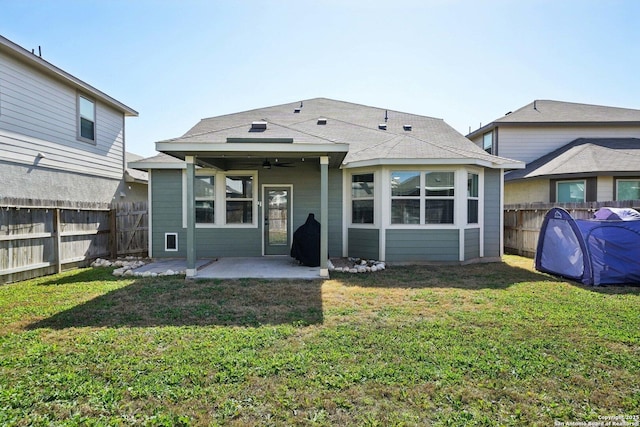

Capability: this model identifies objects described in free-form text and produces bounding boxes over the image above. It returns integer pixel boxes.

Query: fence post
[110,208,117,259]
[53,208,62,274]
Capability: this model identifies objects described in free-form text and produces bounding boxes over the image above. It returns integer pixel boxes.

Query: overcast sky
[3,0,640,157]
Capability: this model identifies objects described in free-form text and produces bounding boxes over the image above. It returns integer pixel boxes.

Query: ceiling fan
[261,158,294,169]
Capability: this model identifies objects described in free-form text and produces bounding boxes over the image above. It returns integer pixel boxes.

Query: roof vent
[294,108,301,113]
[403,124,412,131]
[251,121,267,131]
[378,123,387,130]
[317,118,327,125]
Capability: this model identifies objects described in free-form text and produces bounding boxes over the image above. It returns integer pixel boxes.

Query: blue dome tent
[535,207,640,285]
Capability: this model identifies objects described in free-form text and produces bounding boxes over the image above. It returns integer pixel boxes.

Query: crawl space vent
[378,123,387,130]
[317,118,327,125]
[403,124,412,131]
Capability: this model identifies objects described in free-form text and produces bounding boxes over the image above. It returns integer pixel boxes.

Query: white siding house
[468,100,640,205]
[0,35,138,206]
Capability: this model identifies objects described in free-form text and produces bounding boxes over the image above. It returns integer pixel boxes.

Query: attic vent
[251,121,267,130]
[403,124,412,131]
[294,108,301,113]
[378,123,387,130]
[317,118,327,125]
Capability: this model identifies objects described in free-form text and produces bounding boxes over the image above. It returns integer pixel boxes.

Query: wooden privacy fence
[504,200,640,258]
[0,199,148,284]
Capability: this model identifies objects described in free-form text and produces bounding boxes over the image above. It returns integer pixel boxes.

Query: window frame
[225,175,254,225]
[615,178,640,201]
[351,172,375,225]
[77,93,96,143]
[556,180,586,203]
[482,131,493,154]
[390,170,456,225]
[467,172,479,224]
[183,169,258,228]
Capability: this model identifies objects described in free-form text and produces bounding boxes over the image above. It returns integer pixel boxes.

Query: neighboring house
[130,98,523,277]
[122,151,149,202]
[467,100,640,204]
[0,35,138,207]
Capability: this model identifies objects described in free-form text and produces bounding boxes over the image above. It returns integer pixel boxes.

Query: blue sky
[2,0,640,157]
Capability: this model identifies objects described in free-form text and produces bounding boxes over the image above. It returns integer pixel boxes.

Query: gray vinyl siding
[348,228,380,259]
[385,229,459,262]
[0,160,121,204]
[257,161,343,257]
[464,228,480,260]
[0,52,125,180]
[151,169,186,258]
[483,169,501,257]
[151,162,344,259]
[195,229,262,257]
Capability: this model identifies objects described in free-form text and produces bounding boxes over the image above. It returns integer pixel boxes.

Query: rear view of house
[0,35,138,206]
[132,98,523,277]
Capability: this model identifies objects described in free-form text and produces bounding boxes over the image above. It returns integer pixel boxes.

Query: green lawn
[0,255,638,426]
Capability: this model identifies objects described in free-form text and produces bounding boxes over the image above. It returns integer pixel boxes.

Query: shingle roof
[467,100,640,139]
[505,138,640,181]
[159,98,521,169]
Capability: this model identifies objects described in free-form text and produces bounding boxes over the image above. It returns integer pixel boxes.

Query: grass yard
[0,255,638,426]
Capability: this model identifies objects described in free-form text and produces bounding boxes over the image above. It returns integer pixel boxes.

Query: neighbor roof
[0,35,138,117]
[156,98,522,169]
[505,138,640,181]
[468,100,640,139]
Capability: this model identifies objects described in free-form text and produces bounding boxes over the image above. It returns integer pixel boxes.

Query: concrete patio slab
[133,257,323,280]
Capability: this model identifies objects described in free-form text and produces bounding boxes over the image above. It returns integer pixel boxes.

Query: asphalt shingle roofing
[505,138,640,181]
[160,98,520,168]
[467,100,640,139]
[496,100,640,123]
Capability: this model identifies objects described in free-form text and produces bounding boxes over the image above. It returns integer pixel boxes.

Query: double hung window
[351,173,374,224]
[226,176,253,224]
[78,95,96,141]
[195,175,215,224]
[467,173,479,224]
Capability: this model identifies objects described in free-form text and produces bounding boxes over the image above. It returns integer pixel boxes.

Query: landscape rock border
[91,257,186,277]
[329,257,386,273]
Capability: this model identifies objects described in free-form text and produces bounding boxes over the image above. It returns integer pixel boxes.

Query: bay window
[467,173,479,224]
[391,171,455,224]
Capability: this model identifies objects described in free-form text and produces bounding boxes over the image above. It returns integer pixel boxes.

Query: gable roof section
[0,35,138,117]
[157,98,522,169]
[468,100,640,139]
[505,138,640,181]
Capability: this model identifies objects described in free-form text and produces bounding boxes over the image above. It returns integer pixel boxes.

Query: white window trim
[389,168,457,227]
[77,93,96,144]
[182,169,258,228]
[349,170,377,227]
[165,232,178,252]
[467,171,480,225]
[556,179,586,203]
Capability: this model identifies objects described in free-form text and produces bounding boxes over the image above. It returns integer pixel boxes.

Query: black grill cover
[291,213,321,267]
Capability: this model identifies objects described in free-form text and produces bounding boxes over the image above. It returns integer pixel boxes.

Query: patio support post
[320,156,329,277]
[185,155,197,277]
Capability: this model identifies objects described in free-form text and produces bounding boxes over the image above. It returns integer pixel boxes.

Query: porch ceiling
[156,142,348,169]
